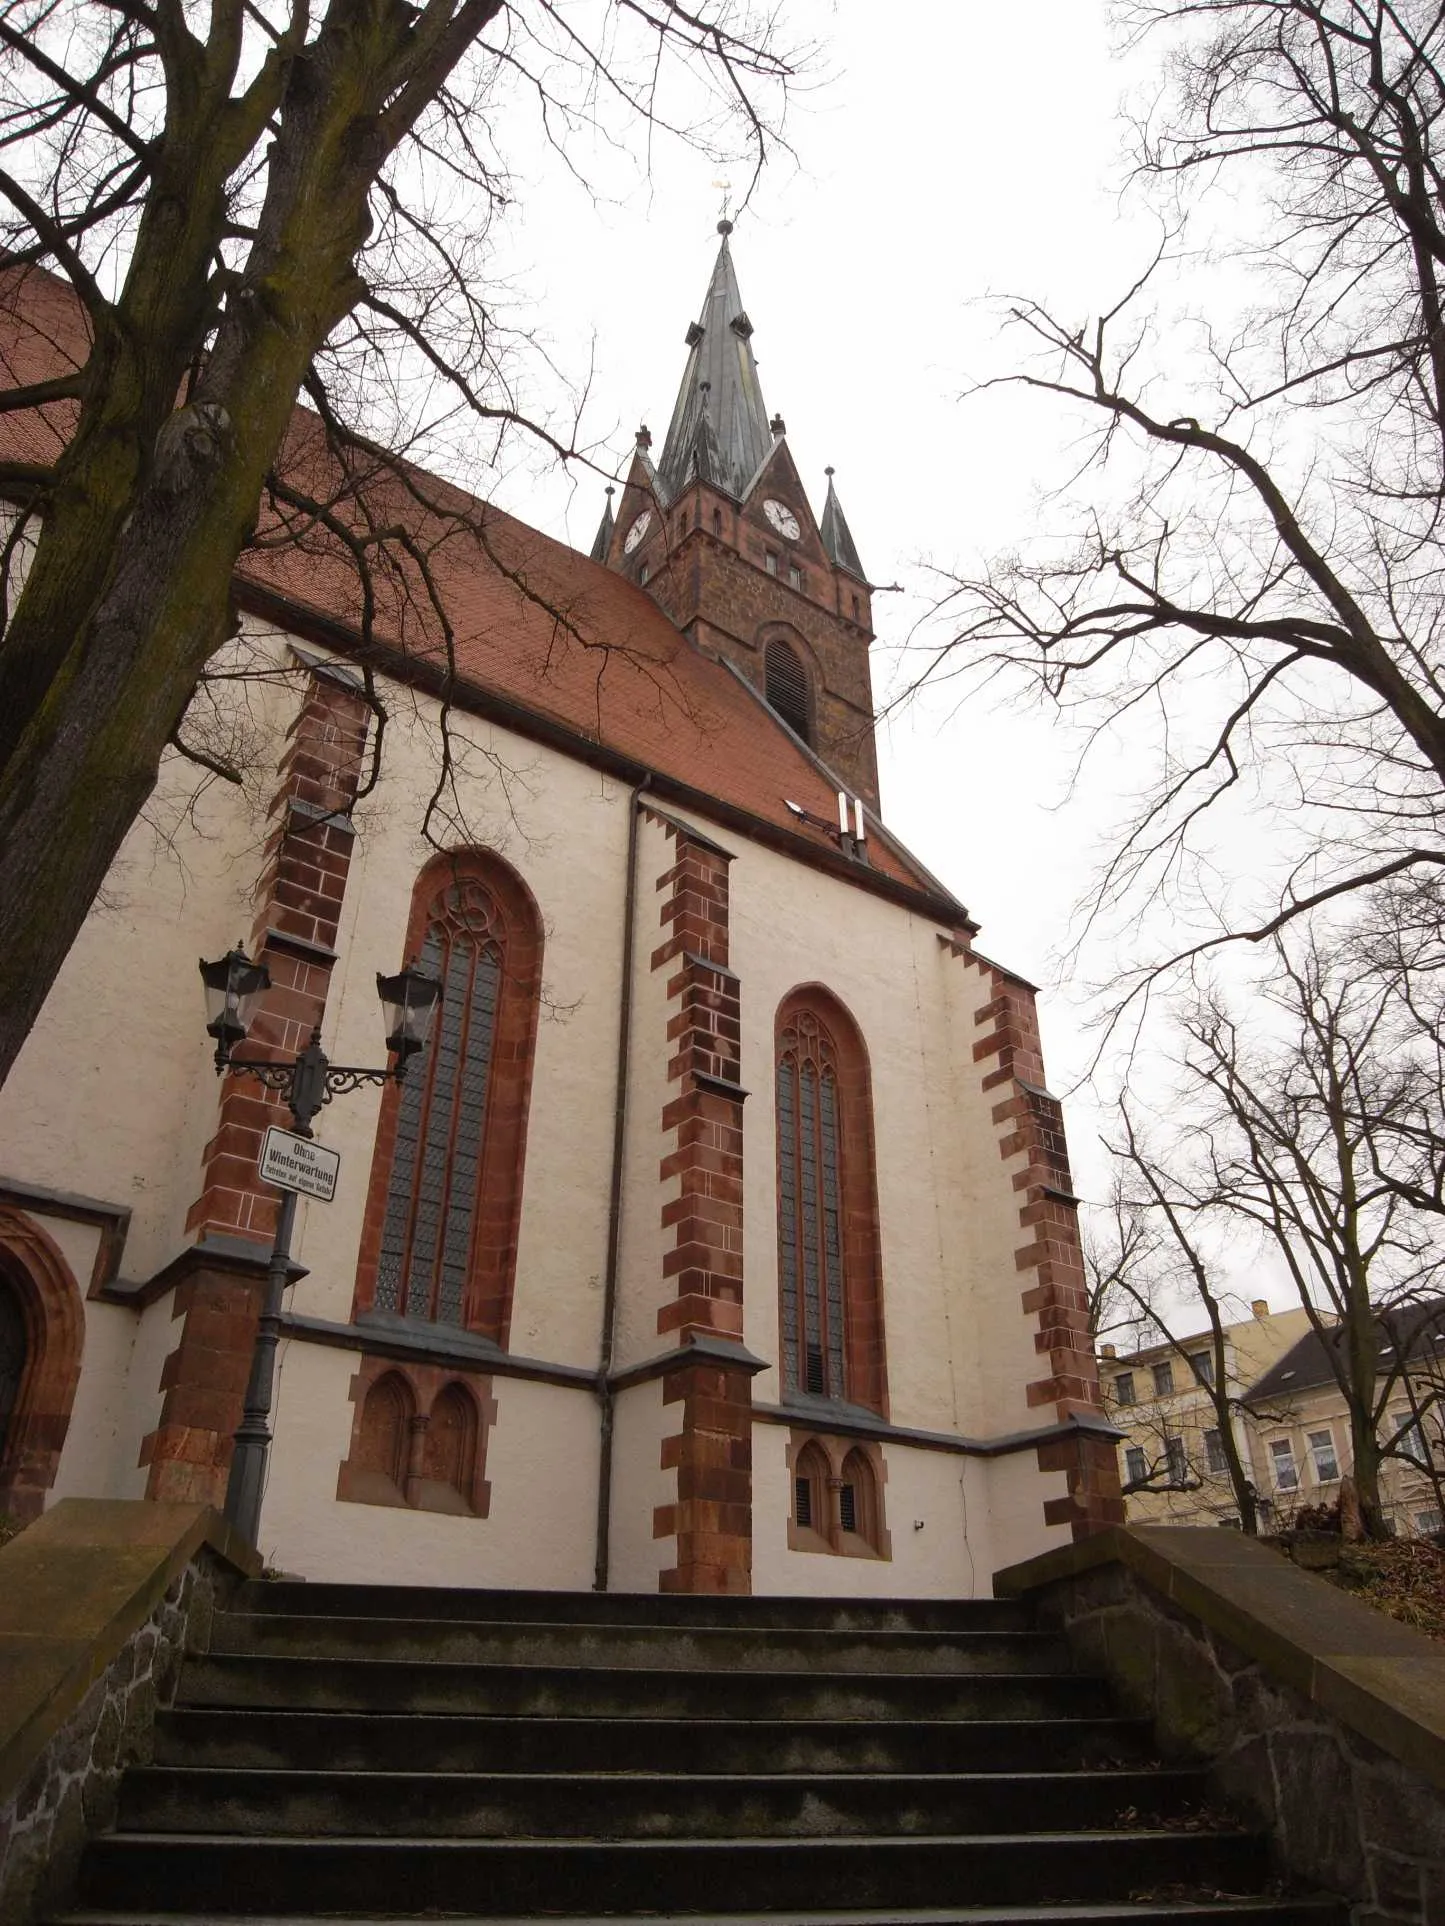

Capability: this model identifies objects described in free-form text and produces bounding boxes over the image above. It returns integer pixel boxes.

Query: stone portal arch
[0,1206,85,1519]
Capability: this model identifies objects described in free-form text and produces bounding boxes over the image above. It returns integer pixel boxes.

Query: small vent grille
[839,1482,858,1534]
[794,1476,813,1529]
[805,1344,826,1396]
[765,639,811,743]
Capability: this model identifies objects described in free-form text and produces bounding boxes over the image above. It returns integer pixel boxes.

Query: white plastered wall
[606,1375,675,1594]
[259,1338,599,1588]
[750,1423,999,1598]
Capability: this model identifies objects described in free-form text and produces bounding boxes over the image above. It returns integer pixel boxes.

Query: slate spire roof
[657,220,773,503]
[820,466,866,581]
[590,485,615,561]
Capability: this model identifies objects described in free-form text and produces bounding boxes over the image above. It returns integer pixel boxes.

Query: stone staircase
[50,1581,1344,1925]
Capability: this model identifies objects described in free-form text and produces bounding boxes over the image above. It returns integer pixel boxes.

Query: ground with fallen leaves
[1287,1535,1445,1641]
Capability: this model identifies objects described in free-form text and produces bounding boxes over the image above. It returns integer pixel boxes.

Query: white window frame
[1307,1428,1340,1482]
[1269,1437,1299,1491]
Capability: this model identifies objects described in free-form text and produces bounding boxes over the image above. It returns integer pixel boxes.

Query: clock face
[763,498,801,542]
[623,509,653,555]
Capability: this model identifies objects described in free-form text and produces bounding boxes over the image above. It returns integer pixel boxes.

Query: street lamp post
[198,947,441,1545]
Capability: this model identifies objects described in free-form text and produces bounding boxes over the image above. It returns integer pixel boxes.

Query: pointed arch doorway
[0,1208,85,1519]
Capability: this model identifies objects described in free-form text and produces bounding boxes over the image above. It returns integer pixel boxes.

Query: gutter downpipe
[594,770,650,1591]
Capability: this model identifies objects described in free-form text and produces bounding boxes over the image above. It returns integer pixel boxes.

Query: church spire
[820,467,866,581]
[589,484,615,561]
[657,220,773,503]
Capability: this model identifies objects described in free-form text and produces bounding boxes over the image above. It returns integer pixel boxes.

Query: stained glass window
[375,879,503,1327]
[777,1007,847,1400]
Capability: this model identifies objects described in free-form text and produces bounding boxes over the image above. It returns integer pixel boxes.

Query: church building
[0,227,1120,1593]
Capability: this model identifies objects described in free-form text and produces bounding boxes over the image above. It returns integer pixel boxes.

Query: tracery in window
[775,989,886,1414]
[357,850,542,1346]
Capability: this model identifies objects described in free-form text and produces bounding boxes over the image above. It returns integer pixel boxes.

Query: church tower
[594,221,880,809]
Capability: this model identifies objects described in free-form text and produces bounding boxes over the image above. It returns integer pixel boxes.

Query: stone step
[230,1583,1032,1634]
[115,1765,1216,1839]
[177,1655,1112,1721]
[207,1612,1070,1675]
[151,1708,1158,1775]
[76,1829,1277,1916]
[47,1902,1350,1926]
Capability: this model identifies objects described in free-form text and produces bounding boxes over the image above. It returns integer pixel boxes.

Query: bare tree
[1089,1148,1270,1530]
[0,0,796,1089]
[916,1,1445,1022]
[1121,928,1445,1535]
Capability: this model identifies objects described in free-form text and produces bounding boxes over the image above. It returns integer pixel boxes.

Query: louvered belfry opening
[764,638,811,744]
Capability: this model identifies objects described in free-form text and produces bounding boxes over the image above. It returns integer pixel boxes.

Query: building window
[1308,1429,1340,1482]
[1393,1412,1430,1467]
[764,637,812,744]
[1124,1444,1147,1485]
[1165,1435,1187,1485]
[1113,1371,1136,1406]
[775,988,886,1414]
[788,562,805,592]
[1204,1427,1228,1474]
[765,549,778,575]
[1416,1509,1442,1537]
[356,850,543,1346]
[1153,1360,1175,1398]
[851,593,860,621]
[1270,1438,1299,1491]
[638,562,650,587]
[789,1432,889,1558]
[1190,1350,1214,1386]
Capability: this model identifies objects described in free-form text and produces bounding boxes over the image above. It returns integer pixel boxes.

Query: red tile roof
[0,267,964,914]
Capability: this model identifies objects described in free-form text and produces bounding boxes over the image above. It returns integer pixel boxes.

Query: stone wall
[0,1501,257,1926]
[998,1526,1445,1926]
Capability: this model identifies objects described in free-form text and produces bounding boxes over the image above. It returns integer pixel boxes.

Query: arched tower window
[764,637,812,744]
[357,850,543,1346]
[774,988,887,1414]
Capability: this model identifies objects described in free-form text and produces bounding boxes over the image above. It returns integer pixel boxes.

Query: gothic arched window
[764,637,812,743]
[356,850,542,1345]
[774,989,887,1414]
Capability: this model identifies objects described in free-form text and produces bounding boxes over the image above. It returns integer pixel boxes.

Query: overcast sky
[469,0,1174,1203]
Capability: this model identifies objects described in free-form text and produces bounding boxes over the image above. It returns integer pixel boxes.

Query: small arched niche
[419,1381,479,1515]
[350,1371,414,1507]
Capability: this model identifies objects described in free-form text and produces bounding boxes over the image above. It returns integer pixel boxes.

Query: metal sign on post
[259,1125,341,1203]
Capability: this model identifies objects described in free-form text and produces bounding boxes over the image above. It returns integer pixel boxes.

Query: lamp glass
[376,965,442,1057]
[200,947,271,1044]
